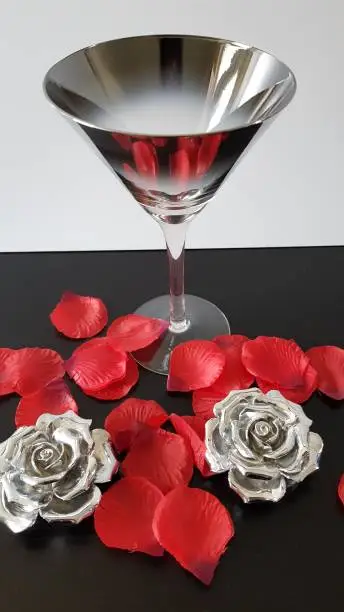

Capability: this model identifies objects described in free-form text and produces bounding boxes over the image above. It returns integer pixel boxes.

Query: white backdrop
[0,0,342,251]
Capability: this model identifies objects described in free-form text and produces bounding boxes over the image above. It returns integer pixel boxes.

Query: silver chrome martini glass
[43,35,296,375]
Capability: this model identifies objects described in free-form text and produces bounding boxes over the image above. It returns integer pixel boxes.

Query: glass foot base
[132,294,230,375]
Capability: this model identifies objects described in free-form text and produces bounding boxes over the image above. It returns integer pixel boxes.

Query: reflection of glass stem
[160,221,190,333]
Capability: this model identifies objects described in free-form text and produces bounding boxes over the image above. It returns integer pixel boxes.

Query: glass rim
[43,33,297,138]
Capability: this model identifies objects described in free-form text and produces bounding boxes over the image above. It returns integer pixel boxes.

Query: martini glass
[43,35,296,375]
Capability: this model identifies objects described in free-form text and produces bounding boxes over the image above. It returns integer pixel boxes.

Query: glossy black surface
[0,247,343,612]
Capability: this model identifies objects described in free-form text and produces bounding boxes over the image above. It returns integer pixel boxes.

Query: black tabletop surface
[0,247,343,612]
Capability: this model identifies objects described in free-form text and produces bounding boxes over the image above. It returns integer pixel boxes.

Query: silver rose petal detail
[40,487,102,524]
[205,389,323,503]
[92,429,119,483]
[0,411,118,533]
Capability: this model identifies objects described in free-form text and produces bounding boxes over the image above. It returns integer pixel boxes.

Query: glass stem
[160,220,189,333]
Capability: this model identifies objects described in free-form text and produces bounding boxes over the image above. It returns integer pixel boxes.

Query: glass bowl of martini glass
[43,35,296,375]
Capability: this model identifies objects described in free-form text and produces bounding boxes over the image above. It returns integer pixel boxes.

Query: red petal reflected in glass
[131,136,167,148]
[170,150,191,188]
[15,380,78,427]
[306,346,344,400]
[0,348,16,396]
[122,163,138,182]
[242,336,311,387]
[7,348,65,397]
[152,487,235,585]
[167,340,226,392]
[107,314,168,352]
[49,292,108,339]
[105,398,168,452]
[256,362,318,403]
[66,340,127,391]
[170,414,212,477]
[122,429,193,494]
[151,137,168,147]
[94,477,164,556]
[338,474,344,505]
[132,141,158,178]
[196,134,222,176]
[177,137,199,174]
[82,355,139,401]
[111,133,132,151]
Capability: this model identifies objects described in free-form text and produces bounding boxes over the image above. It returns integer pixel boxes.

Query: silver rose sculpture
[0,411,118,533]
[205,388,323,503]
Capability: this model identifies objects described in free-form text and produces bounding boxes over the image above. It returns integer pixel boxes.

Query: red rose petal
[49,292,108,339]
[256,361,318,403]
[191,335,254,418]
[107,314,167,352]
[209,334,254,394]
[338,474,344,505]
[15,380,78,427]
[66,340,127,391]
[72,337,110,355]
[306,346,344,400]
[242,336,311,387]
[196,134,222,176]
[94,477,164,556]
[105,398,168,452]
[6,348,65,397]
[179,415,205,439]
[167,340,226,392]
[122,429,193,494]
[132,141,158,178]
[208,360,254,395]
[152,487,234,585]
[0,348,16,396]
[213,334,249,350]
[83,355,139,400]
[192,388,227,420]
[170,414,212,477]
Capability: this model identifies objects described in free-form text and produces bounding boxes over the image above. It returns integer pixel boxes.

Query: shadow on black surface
[319,394,344,409]
[19,516,95,550]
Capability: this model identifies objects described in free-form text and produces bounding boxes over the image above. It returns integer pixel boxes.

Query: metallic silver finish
[43,36,296,376]
[0,412,118,533]
[92,428,119,483]
[205,389,323,503]
[43,35,296,221]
